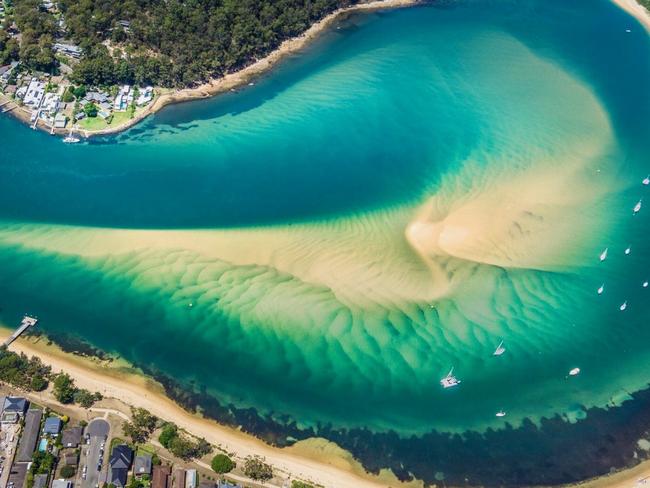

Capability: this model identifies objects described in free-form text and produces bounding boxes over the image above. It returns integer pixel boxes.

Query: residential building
[184,469,197,488]
[62,451,78,466]
[109,444,133,488]
[43,416,63,435]
[33,474,49,488]
[16,409,43,462]
[217,482,242,488]
[152,465,171,488]
[61,426,83,448]
[23,79,46,109]
[133,454,152,477]
[3,396,28,415]
[52,480,72,488]
[54,112,67,129]
[136,86,154,106]
[42,92,60,116]
[53,42,83,59]
[172,468,185,488]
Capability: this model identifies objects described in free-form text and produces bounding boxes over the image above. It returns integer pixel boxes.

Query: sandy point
[611,0,650,31]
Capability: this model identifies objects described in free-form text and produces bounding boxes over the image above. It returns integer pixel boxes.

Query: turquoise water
[0,0,649,454]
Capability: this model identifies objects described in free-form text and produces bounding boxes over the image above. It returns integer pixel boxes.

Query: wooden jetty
[3,315,38,347]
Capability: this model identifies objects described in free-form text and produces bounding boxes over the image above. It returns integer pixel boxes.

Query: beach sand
[611,0,650,31]
[0,328,416,488]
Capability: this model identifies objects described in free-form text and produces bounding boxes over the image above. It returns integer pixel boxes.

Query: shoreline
[0,328,415,488]
[0,0,419,139]
[611,0,650,31]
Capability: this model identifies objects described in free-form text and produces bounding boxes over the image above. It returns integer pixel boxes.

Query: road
[80,418,110,488]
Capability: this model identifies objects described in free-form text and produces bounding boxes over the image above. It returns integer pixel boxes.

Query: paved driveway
[81,419,110,488]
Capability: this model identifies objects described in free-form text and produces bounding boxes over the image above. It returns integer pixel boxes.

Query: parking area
[6,461,27,488]
[0,424,21,488]
[80,418,110,488]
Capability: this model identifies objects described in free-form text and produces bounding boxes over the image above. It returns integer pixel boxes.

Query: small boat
[643,175,649,185]
[496,410,506,417]
[625,246,631,255]
[248,82,255,86]
[63,135,80,143]
[626,29,631,32]
[597,284,604,295]
[599,248,608,261]
[493,340,506,356]
[643,281,648,288]
[633,199,642,214]
[440,368,461,389]
[569,367,581,376]
[620,301,627,311]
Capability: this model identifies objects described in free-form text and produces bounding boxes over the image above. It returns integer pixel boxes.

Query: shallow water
[0,0,649,446]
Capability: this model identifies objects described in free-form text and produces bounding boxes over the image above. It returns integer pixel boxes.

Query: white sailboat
[620,301,627,311]
[440,368,461,389]
[625,246,631,255]
[599,248,608,261]
[569,367,581,376]
[643,175,649,185]
[493,340,506,356]
[633,199,642,214]
[496,410,506,417]
[597,284,604,295]
[643,281,648,288]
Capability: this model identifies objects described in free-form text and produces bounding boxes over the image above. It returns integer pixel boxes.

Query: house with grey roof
[109,444,133,488]
[133,454,152,477]
[33,474,49,488]
[3,397,28,415]
[17,409,43,462]
[52,480,72,488]
[44,416,63,435]
[61,426,83,448]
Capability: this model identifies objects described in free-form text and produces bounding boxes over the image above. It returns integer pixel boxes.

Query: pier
[3,316,38,347]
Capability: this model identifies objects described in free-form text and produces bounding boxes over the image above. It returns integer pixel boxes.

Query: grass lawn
[110,437,126,449]
[77,109,138,132]
[137,444,156,456]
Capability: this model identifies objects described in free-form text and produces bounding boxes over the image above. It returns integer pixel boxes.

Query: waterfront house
[44,416,63,435]
[61,426,82,448]
[109,444,133,488]
[16,409,42,462]
[42,92,60,116]
[23,79,46,109]
[152,464,171,488]
[136,86,154,106]
[184,469,197,488]
[54,113,67,129]
[133,454,152,477]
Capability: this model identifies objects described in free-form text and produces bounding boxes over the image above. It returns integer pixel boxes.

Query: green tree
[84,102,98,117]
[158,423,177,449]
[291,481,314,488]
[243,456,273,482]
[210,454,234,474]
[73,389,100,408]
[72,85,86,99]
[62,87,75,103]
[29,375,48,391]
[60,466,76,479]
[123,407,157,444]
[53,373,77,404]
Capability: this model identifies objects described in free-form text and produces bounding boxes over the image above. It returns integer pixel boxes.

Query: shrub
[60,466,75,478]
[243,456,272,481]
[210,454,235,474]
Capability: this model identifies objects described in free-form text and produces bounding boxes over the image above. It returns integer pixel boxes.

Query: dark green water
[0,0,649,479]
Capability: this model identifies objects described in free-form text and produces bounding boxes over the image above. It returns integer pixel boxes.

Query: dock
[3,315,38,347]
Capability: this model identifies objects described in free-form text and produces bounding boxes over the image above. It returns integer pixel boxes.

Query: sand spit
[611,0,650,31]
[0,329,413,488]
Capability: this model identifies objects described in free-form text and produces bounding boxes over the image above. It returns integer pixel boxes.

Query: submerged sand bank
[0,327,417,488]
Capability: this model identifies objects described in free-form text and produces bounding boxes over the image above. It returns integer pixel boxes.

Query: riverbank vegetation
[59,0,356,87]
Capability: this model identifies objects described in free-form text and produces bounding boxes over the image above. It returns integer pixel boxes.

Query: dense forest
[3,0,358,87]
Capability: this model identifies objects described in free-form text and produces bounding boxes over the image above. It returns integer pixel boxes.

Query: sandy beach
[611,0,650,31]
[0,328,419,488]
